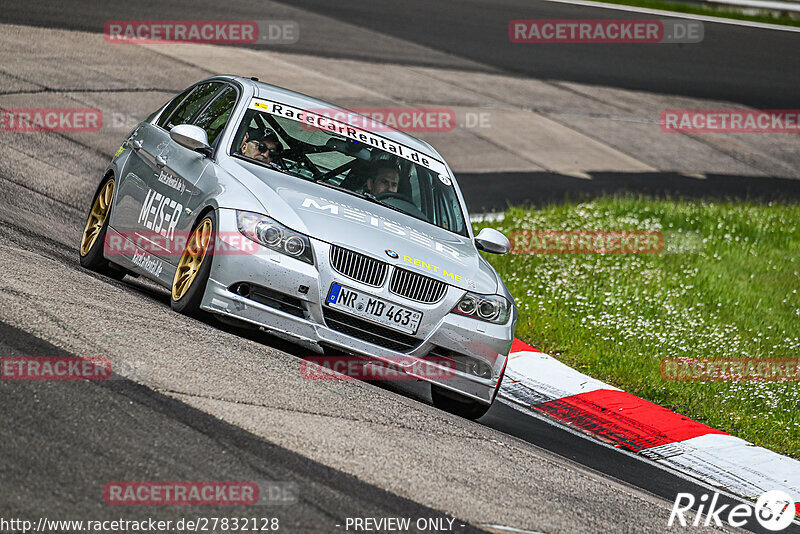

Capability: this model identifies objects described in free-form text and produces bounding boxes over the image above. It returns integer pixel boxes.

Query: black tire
[431,385,492,420]
[170,212,216,317]
[79,175,127,280]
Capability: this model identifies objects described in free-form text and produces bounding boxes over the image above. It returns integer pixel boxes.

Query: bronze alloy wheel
[79,179,114,257]
[172,218,213,301]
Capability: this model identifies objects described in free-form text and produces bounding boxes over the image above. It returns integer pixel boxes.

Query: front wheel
[79,176,126,280]
[170,213,216,316]
[431,385,492,420]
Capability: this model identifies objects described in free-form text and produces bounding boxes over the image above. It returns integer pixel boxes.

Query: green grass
[475,197,800,458]
[580,0,800,28]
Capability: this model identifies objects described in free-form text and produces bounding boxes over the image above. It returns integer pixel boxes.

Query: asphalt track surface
[3,0,799,108]
[0,323,483,534]
[1,2,798,533]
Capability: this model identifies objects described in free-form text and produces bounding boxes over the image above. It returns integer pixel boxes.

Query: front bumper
[201,209,515,404]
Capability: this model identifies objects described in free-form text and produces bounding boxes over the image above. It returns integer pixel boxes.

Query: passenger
[239,128,281,167]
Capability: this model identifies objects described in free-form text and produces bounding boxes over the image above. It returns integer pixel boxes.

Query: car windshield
[230,98,468,236]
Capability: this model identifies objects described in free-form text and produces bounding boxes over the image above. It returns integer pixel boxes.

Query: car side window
[192,86,238,146]
[155,87,193,129]
[161,82,222,131]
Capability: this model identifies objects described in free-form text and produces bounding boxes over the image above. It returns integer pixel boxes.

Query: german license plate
[326,283,422,335]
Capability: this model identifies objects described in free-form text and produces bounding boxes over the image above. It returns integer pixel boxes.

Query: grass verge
[576,0,800,28]
[475,197,800,458]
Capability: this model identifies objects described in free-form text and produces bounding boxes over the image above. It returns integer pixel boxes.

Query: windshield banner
[247,98,449,176]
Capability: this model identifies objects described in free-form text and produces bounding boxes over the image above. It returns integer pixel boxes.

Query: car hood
[223,158,499,294]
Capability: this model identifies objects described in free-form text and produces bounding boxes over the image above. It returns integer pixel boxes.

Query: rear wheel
[431,385,492,420]
[79,176,126,280]
[170,213,215,316]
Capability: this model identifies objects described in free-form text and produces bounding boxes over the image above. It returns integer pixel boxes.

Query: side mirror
[170,124,211,156]
[475,228,510,254]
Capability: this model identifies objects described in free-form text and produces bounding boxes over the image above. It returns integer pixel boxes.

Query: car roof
[216,75,444,164]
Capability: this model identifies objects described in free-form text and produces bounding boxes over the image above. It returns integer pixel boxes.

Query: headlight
[236,211,314,265]
[452,292,511,324]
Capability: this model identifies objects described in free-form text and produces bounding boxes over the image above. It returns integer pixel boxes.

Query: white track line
[537,0,800,33]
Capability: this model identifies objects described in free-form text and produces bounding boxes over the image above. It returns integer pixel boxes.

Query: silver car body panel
[103,75,516,404]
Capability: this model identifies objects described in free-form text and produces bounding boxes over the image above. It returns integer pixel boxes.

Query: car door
[164,84,240,261]
[131,81,225,267]
[179,84,240,232]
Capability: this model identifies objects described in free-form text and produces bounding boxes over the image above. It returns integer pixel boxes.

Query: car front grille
[330,245,387,287]
[322,307,420,352]
[389,267,447,303]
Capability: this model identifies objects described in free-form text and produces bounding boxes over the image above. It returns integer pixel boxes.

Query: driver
[239,128,281,168]
[365,160,399,196]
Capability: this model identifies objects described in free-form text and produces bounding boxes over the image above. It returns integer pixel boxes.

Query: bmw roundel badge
[385,249,399,259]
